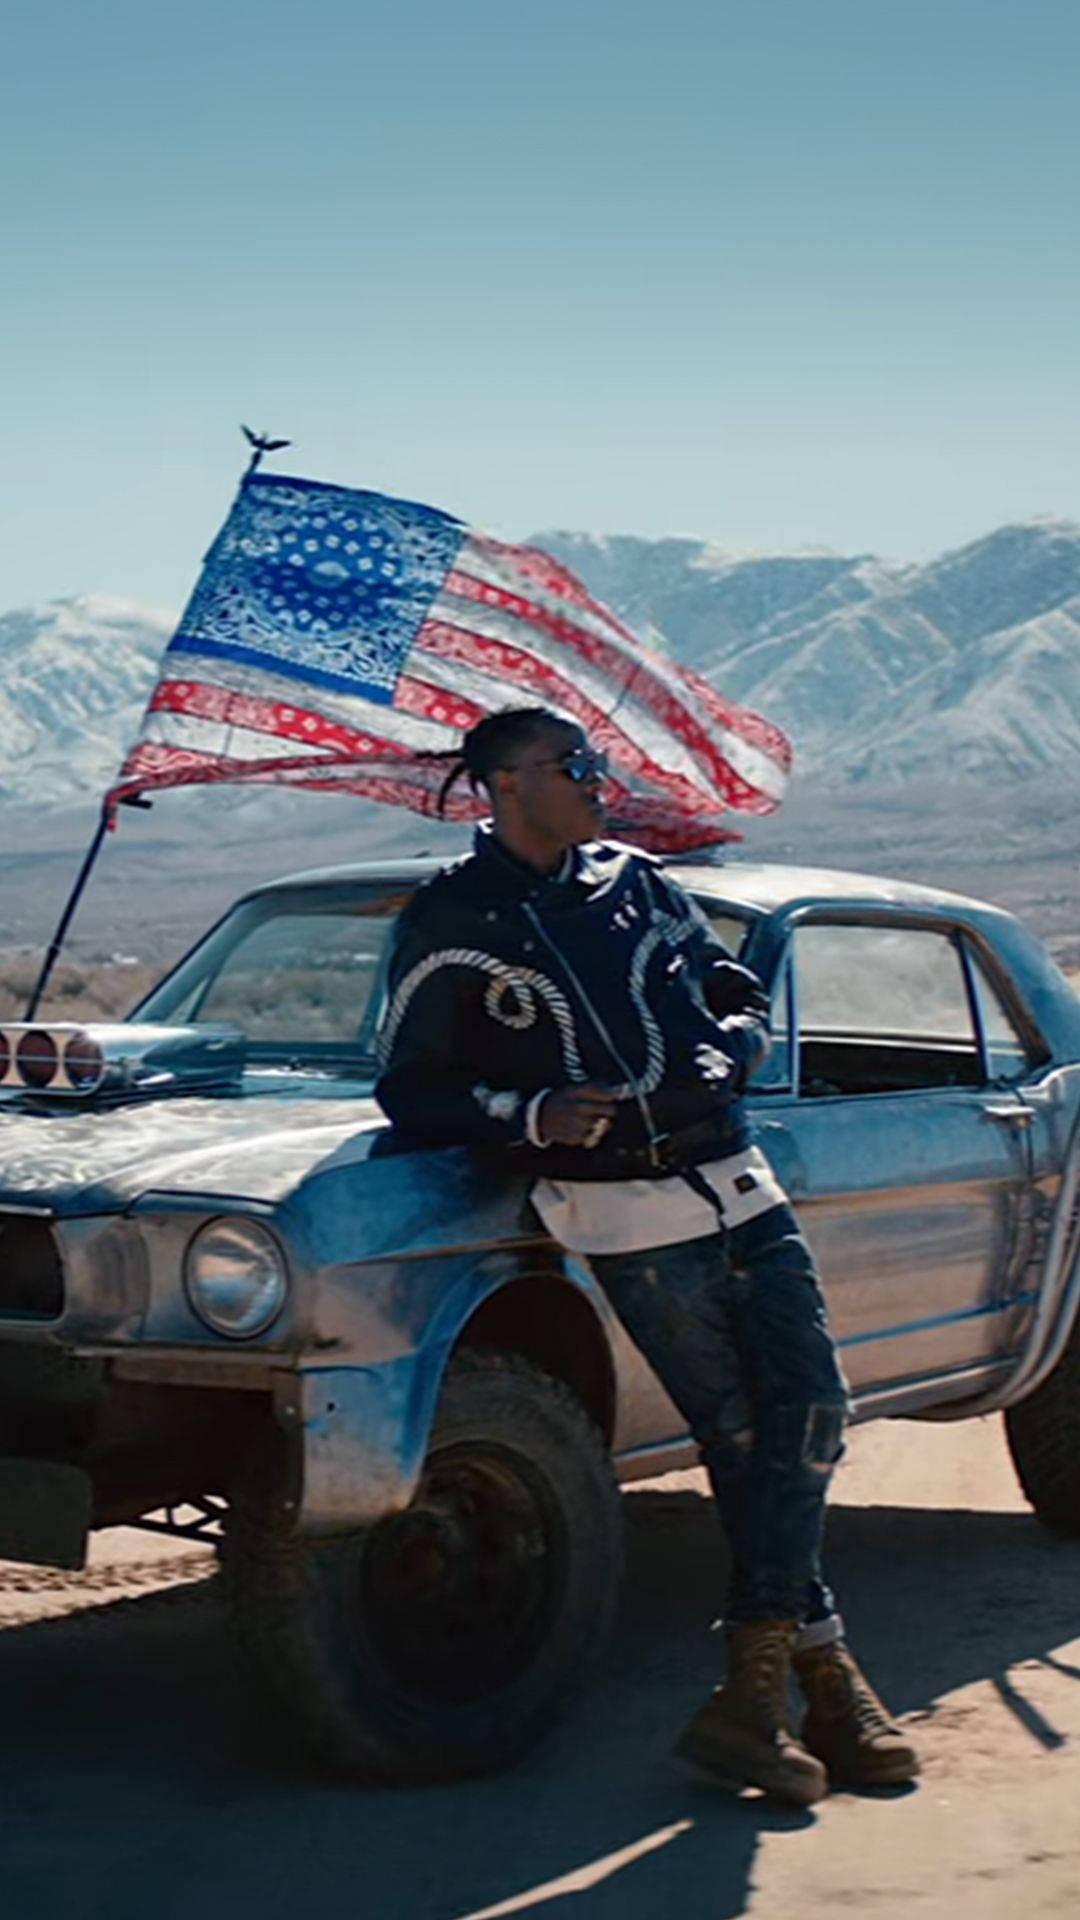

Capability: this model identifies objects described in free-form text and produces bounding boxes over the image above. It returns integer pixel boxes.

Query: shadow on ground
[1,1492,1078,1920]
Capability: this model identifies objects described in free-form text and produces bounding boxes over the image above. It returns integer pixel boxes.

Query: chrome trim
[855,1361,1012,1422]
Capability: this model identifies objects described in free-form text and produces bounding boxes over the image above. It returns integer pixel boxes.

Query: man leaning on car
[375,704,920,1805]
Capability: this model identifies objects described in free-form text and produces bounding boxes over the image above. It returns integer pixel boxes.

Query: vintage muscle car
[1,856,1079,1782]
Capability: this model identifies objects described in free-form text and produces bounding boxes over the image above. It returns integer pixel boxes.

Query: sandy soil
[0,1417,1078,1920]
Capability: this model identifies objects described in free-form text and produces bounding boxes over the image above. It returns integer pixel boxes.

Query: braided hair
[433,707,566,815]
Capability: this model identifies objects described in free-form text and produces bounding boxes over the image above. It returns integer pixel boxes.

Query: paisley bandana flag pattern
[110,472,792,851]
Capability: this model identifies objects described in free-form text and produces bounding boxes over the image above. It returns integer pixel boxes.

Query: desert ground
[1,1415,1078,1920]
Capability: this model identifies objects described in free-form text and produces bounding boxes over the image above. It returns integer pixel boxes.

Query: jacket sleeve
[647,867,773,1089]
[374,895,542,1150]
[700,1009,772,1092]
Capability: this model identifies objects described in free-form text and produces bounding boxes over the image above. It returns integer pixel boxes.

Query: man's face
[494,722,609,846]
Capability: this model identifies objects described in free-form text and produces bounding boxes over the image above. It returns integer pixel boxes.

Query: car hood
[0,1091,387,1215]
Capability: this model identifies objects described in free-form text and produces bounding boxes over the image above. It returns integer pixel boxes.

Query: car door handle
[984,1104,1036,1127]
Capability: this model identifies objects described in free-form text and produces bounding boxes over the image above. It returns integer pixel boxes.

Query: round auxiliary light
[0,1031,10,1081]
[63,1031,106,1093]
[16,1029,59,1090]
[183,1217,288,1339]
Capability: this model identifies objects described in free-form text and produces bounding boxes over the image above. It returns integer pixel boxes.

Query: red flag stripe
[449,552,790,760]
[465,542,790,768]
[468,534,643,644]
[413,607,745,808]
[438,568,788,800]
[145,668,728,818]
[413,626,717,810]
[112,743,468,805]
[134,667,772,821]
[677,671,793,769]
[112,742,738,847]
[146,680,416,760]
[415,616,759,812]
[147,674,490,765]
[390,675,487,734]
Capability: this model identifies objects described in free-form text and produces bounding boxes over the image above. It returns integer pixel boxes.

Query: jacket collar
[472,822,581,898]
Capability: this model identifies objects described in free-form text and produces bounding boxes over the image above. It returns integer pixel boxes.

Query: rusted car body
[2,857,1078,1778]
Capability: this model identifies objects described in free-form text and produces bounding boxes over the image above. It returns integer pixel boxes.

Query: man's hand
[537,1084,619,1147]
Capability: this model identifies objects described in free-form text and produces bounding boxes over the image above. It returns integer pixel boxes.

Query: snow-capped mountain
[1,517,1079,807]
[540,518,1080,782]
[0,596,172,806]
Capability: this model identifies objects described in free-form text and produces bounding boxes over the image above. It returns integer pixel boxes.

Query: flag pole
[24,792,157,1019]
[24,799,109,1018]
[23,791,159,1021]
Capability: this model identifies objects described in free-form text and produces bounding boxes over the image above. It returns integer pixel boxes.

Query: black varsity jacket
[374,827,771,1180]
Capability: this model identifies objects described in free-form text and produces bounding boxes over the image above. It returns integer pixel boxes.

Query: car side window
[792,922,981,1098]
[190,909,396,1044]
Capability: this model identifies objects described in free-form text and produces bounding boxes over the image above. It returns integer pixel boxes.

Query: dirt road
[2,1416,1079,1920]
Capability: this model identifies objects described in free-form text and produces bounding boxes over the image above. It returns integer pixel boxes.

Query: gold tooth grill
[0,1214,64,1321]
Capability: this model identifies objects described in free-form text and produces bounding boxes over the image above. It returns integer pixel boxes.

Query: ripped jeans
[590,1203,850,1628]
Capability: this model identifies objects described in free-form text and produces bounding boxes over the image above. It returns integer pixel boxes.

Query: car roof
[246,853,1001,922]
[663,860,997,918]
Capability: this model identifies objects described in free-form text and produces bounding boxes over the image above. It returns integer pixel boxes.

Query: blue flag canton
[169,476,466,704]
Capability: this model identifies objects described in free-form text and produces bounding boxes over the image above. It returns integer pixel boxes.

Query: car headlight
[183,1217,288,1338]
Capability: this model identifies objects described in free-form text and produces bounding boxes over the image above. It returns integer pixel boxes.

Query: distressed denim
[590,1202,850,1626]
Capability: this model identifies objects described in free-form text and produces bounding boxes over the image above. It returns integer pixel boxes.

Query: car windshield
[130,877,754,1071]
[130,884,411,1068]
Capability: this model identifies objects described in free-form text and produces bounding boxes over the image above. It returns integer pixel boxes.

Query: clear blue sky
[3,0,1078,609]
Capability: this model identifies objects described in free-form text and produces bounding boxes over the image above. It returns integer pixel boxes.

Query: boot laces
[742,1624,794,1715]
[813,1647,894,1735]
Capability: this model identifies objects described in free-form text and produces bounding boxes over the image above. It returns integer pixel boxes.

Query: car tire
[1004,1315,1080,1537]
[223,1348,624,1782]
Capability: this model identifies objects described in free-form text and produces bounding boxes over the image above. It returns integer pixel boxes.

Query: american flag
[109,472,792,851]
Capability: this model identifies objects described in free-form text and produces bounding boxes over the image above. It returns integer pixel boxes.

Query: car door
[747,914,1035,1396]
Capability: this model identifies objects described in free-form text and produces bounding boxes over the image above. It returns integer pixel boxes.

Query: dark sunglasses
[535,745,610,783]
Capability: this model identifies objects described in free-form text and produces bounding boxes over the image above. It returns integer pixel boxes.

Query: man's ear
[486,766,517,802]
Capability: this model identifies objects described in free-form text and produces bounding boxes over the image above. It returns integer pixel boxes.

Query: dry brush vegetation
[0,958,158,1027]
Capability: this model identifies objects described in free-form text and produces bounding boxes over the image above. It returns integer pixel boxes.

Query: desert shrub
[0,961,158,1026]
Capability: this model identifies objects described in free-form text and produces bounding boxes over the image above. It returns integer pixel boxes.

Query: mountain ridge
[1,516,1078,805]
[540,515,1080,781]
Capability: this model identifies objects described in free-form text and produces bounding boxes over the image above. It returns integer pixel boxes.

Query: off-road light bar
[0,1025,106,1094]
[0,1024,245,1097]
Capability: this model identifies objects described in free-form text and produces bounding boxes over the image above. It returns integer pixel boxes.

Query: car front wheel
[223,1349,624,1781]
[1004,1313,1080,1537]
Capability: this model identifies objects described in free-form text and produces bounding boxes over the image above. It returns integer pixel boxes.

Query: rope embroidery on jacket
[377,909,704,1106]
[377,948,587,1081]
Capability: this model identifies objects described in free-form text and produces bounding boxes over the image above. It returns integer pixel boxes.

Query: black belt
[606,1116,734,1176]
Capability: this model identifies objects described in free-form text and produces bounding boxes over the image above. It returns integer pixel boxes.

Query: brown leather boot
[675,1620,829,1806]
[794,1640,920,1788]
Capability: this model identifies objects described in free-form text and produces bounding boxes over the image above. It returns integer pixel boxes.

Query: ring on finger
[584,1116,611,1149]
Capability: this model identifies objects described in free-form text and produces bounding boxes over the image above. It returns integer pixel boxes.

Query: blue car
[1,856,1078,1781]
